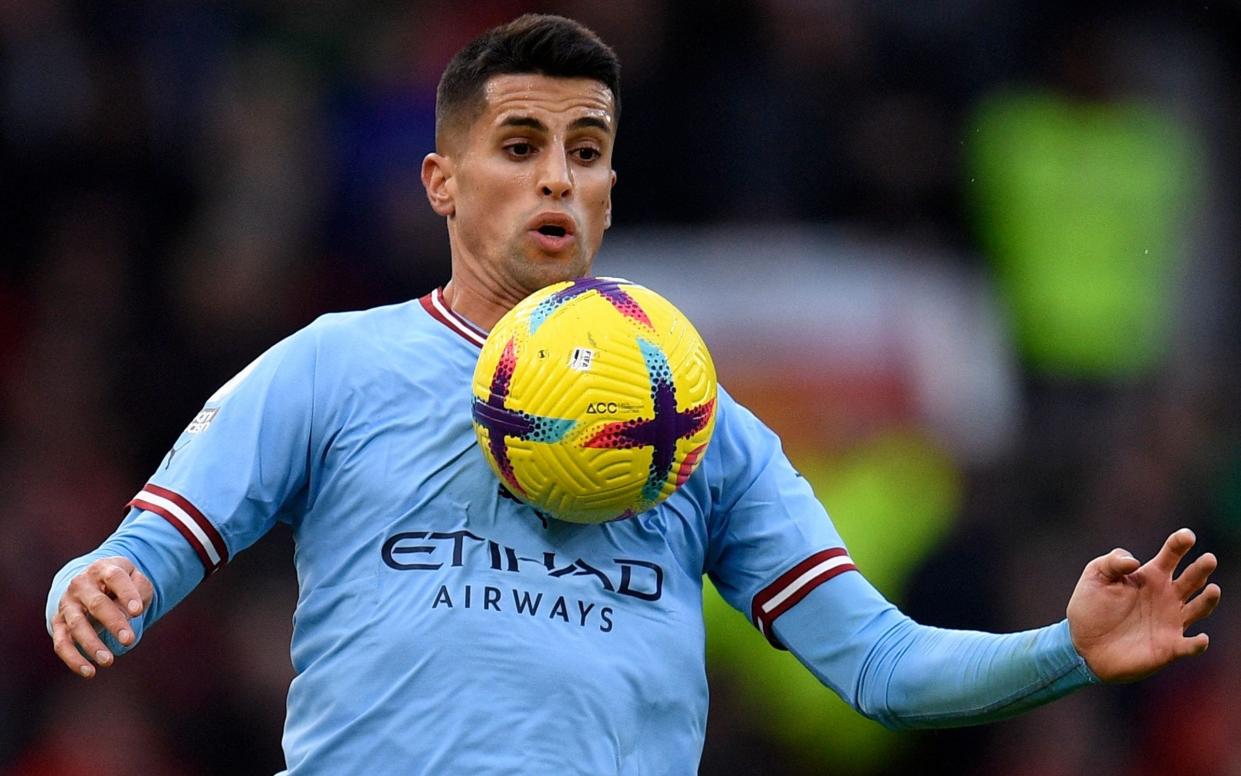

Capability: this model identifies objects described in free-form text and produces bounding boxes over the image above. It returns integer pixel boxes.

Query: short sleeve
[704,388,858,648]
[129,326,320,576]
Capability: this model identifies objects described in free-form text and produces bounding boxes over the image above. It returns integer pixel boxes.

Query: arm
[773,572,1093,729]
[46,319,327,678]
[705,390,1221,728]
[771,528,1219,729]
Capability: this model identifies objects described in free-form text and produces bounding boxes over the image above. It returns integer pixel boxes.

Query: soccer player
[47,14,1220,775]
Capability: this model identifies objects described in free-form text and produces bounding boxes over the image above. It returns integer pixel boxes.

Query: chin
[516,255,592,291]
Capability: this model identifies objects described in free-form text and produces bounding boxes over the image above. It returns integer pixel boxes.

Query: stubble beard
[508,242,592,296]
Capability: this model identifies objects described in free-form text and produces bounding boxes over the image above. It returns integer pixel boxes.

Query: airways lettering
[430,584,615,633]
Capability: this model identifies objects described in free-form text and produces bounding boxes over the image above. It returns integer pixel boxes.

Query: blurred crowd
[2,1,1239,774]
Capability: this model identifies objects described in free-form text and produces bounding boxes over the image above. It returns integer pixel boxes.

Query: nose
[538,147,573,199]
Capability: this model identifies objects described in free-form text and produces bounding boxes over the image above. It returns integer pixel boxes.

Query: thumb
[1097,548,1141,581]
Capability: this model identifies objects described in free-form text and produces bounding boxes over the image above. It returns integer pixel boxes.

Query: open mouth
[537,225,568,238]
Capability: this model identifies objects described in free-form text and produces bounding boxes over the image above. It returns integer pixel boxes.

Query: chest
[298,365,710,644]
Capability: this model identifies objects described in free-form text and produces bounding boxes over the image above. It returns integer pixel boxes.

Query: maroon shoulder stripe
[128,483,229,576]
[751,547,857,649]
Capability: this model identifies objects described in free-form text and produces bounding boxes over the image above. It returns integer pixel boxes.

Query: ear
[604,169,617,230]
[422,153,455,217]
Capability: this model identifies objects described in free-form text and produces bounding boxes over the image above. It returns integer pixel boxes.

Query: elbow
[854,693,917,732]
[850,618,940,732]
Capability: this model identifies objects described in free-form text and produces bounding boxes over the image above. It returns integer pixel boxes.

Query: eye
[505,142,534,159]
[573,146,602,163]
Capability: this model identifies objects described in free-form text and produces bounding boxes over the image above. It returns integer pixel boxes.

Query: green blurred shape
[969,90,1199,378]
[704,432,962,772]
[801,433,963,599]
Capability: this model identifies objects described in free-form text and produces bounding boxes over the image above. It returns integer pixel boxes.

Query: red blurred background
[2,2,1238,774]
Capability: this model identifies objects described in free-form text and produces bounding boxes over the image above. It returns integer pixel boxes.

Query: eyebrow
[500,116,546,132]
[570,116,612,134]
[498,115,612,135]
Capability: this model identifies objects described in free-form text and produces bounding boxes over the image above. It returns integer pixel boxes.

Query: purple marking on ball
[473,337,575,497]
[583,338,714,503]
[529,277,654,334]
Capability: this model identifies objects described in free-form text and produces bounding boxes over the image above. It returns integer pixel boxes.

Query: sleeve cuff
[1052,618,1101,687]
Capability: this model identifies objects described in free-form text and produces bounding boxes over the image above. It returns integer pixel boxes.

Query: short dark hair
[435,14,621,149]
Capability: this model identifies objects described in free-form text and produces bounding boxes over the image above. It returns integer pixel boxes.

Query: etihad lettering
[381,530,663,602]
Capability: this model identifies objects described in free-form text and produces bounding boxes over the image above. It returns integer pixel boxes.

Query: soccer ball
[471,277,717,524]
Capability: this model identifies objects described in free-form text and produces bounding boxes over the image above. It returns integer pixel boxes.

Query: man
[47,14,1220,774]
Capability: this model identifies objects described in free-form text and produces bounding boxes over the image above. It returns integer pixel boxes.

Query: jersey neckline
[419,288,487,348]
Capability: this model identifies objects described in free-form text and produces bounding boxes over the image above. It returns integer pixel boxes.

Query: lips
[527,212,577,253]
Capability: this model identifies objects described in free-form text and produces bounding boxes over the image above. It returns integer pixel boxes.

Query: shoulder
[286,299,442,365]
[212,300,437,403]
[291,297,472,395]
[696,384,793,511]
[301,299,429,344]
[706,385,775,458]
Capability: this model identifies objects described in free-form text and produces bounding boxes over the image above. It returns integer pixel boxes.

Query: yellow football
[471,277,717,524]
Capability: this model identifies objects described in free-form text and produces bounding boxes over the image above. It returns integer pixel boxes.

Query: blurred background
[2,1,1239,774]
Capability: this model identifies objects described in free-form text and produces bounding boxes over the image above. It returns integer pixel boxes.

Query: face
[423,73,617,310]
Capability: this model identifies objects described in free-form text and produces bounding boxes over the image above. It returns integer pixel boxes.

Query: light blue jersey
[48,288,1096,774]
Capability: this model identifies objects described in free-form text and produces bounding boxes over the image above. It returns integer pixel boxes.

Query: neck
[440,281,511,332]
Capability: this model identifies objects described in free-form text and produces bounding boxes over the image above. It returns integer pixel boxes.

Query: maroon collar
[418,288,487,348]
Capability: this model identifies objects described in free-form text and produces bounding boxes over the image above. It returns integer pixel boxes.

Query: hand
[51,556,153,679]
[1067,528,1221,683]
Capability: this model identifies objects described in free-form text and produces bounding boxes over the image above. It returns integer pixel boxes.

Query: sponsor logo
[381,530,663,601]
[163,438,191,469]
[185,408,219,435]
[568,347,594,371]
[163,407,219,468]
[427,584,614,633]
[381,529,665,635]
[585,401,643,414]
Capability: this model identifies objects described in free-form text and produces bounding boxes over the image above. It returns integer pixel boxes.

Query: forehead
[479,73,616,132]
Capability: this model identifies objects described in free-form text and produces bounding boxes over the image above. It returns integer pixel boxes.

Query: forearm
[46,509,207,653]
[773,572,1098,730]
[851,617,1097,729]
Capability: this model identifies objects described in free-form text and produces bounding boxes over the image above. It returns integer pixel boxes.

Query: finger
[1149,528,1196,574]
[131,567,155,609]
[51,614,96,678]
[82,588,135,647]
[1173,552,1218,600]
[101,563,145,617]
[1182,583,1222,629]
[60,601,112,668]
[1097,548,1141,581]
[1175,632,1210,658]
